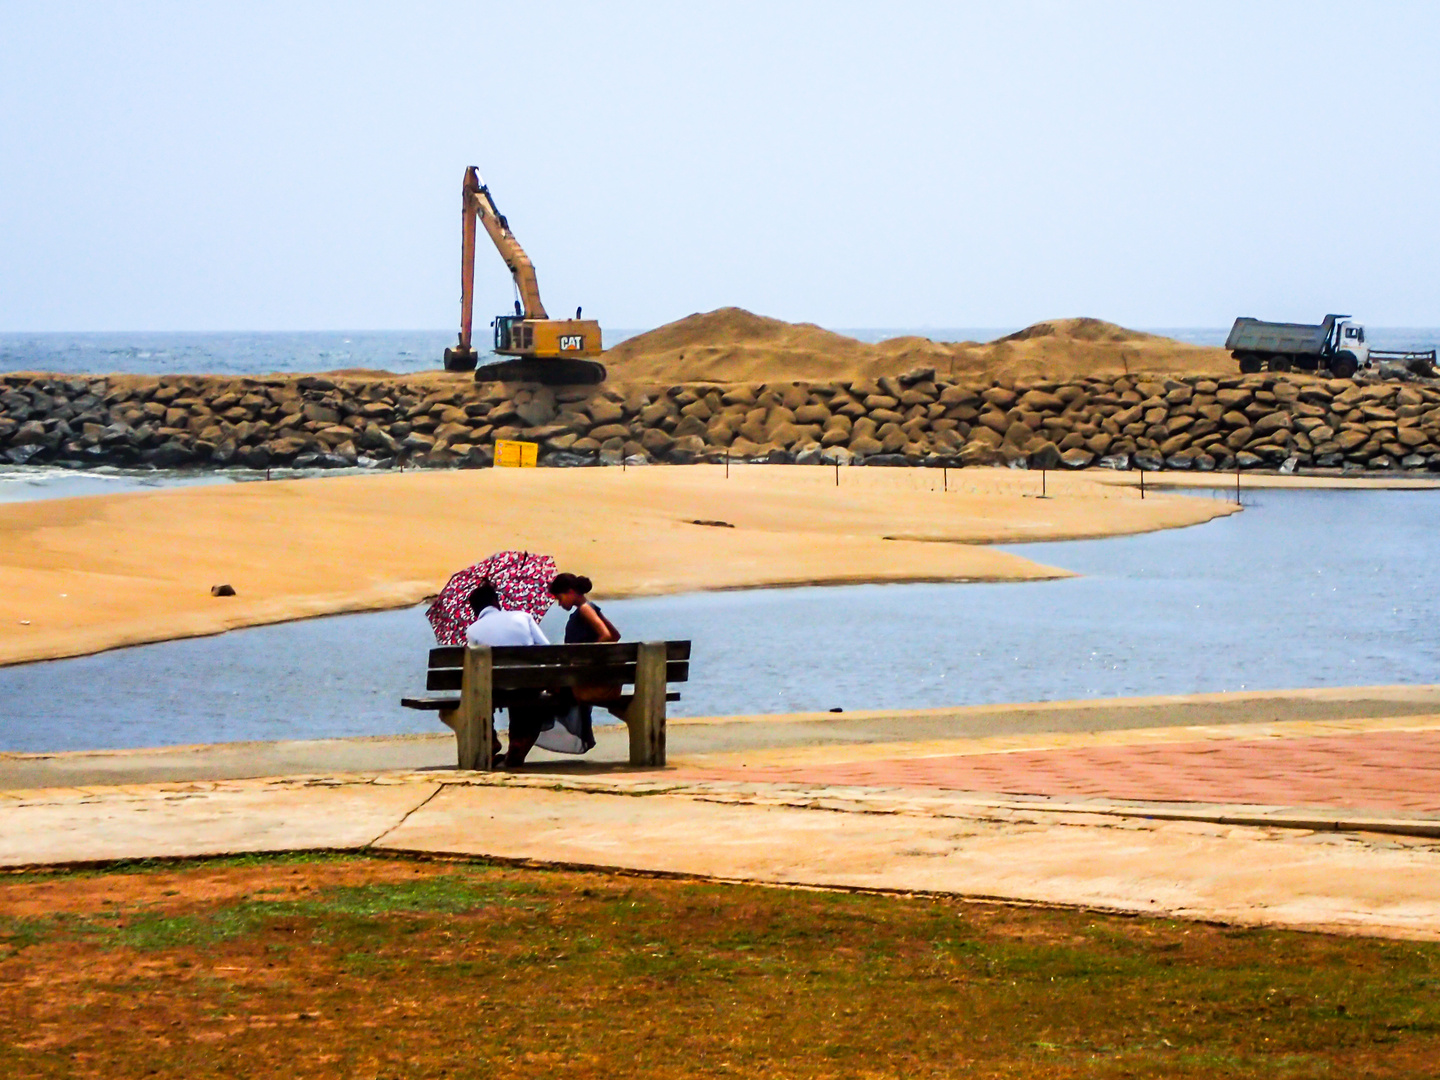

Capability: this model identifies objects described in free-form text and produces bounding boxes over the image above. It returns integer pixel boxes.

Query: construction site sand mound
[603,308,1232,384]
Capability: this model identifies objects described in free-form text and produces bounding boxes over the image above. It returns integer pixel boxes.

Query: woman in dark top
[548,573,619,644]
[530,573,621,758]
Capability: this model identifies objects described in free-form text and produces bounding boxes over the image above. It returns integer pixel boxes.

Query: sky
[2,1,1438,333]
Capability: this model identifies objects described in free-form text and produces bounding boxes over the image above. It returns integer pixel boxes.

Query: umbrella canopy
[426,550,558,645]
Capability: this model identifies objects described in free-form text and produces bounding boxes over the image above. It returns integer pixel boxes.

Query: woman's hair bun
[548,572,593,596]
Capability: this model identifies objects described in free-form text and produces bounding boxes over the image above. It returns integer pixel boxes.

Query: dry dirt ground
[2,854,1438,1079]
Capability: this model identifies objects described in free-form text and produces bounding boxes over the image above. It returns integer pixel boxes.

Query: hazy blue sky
[2,2,1437,333]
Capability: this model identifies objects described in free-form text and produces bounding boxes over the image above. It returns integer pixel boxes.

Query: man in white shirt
[464,583,550,766]
[465,601,550,648]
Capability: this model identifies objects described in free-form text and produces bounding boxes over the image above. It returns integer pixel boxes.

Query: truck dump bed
[1225,318,1328,357]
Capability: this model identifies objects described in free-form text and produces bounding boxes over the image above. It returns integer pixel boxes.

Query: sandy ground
[0,463,1234,666]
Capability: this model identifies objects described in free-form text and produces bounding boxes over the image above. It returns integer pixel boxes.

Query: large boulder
[1252,412,1292,437]
[667,435,708,463]
[640,428,675,455]
[4,444,44,464]
[588,423,630,443]
[672,415,708,439]
[981,387,1016,409]
[11,420,48,446]
[238,444,271,469]
[1158,433,1191,456]
[302,402,340,425]
[1019,389,1064,412]
[515,395,557,428]
[1027,441,1063,470]
[1397,427,1428,448]
[266,436,310,461]
[140,442,195,468]
[360,423,400,454]
[584,394,624,426]
[1225,427,1254,450]
[1132,450,1163,471]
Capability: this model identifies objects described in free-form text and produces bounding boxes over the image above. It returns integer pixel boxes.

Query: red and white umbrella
[426,550,558,645]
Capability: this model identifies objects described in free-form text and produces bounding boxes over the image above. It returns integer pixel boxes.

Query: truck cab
[1335,320,1369,368]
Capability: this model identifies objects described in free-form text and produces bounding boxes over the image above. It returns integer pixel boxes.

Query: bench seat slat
[428,640,690,668]
[401,692,680,711]
[426,660,689,692]
[402,691,559,710]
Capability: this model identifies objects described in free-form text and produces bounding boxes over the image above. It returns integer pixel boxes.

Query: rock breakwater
[3,370,1440,473]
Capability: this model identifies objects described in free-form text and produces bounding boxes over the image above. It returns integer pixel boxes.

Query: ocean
[6,328,1438,378]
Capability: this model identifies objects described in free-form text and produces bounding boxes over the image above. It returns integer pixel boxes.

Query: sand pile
[603,308,1232,384]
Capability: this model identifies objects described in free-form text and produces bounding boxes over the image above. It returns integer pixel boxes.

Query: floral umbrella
[425,550,558,645]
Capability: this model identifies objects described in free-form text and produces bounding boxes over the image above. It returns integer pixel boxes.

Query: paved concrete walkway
[678,715,1440,815]
[3,686,1438,941]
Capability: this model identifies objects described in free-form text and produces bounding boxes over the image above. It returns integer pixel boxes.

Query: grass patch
[1,854,1437,1078]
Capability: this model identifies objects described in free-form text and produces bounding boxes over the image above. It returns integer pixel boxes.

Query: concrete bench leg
[626,641,667,767]
[457,645,494,771]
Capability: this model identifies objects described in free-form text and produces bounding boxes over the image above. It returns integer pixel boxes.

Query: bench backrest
[426,641,691,692]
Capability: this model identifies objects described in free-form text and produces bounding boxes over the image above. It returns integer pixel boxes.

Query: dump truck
[442,166,606,384]
[1226,314,1436,379]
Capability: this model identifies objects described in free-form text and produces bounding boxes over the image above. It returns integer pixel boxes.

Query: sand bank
[0,464,1235,666]
[602,309,1234,384]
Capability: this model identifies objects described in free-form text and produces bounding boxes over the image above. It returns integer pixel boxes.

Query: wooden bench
[401,640,691,770]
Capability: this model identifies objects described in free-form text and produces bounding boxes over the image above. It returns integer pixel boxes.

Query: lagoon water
[1,488,1436,753]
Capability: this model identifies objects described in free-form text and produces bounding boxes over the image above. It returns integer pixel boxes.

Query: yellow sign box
[494,439,538,468]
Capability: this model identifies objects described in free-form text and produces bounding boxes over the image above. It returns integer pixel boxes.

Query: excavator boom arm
[463,166,547,320]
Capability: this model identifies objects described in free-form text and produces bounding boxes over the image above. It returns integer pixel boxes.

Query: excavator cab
[492,315,601,358]
[443,166,607,385]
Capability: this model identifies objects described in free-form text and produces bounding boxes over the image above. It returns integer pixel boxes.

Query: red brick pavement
[680,730,1440,813]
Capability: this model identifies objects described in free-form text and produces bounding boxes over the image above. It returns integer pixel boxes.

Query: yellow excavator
[443,166,606,384]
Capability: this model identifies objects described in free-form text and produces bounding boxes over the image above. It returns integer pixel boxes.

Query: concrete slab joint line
[364,783,444,848]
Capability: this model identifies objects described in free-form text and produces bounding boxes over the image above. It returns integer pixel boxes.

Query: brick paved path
[683,729,1440,813]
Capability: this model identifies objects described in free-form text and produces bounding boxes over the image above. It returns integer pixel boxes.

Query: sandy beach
[0,463,1235,666]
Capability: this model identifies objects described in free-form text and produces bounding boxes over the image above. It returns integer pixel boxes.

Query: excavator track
[473,357,608,386]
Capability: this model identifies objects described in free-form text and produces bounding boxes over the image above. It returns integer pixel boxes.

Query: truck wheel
[1236,352,1262,374]
[1269,355,1293,373]
[1330,351,1358,379]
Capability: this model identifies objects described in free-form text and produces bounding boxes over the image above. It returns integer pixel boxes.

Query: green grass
[2,871,544,952]
[1,855,1437,1079]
